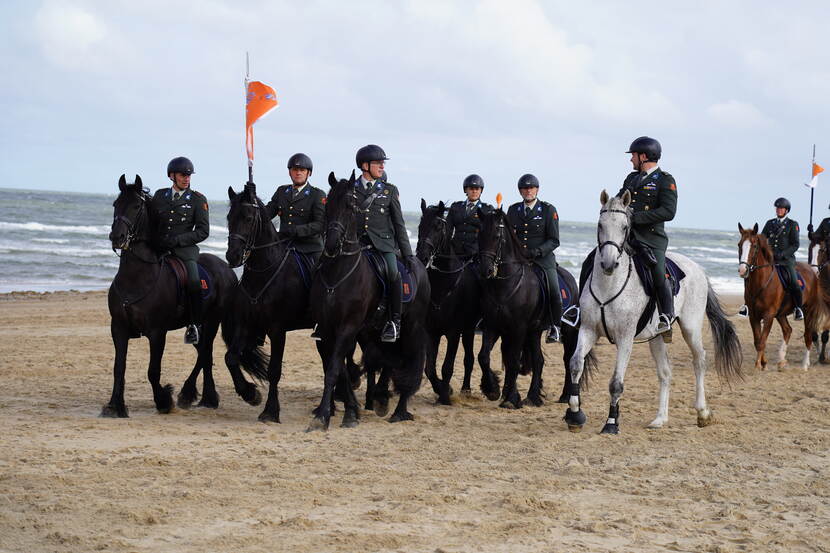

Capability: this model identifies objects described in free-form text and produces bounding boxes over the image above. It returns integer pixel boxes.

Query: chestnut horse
[807,232,830,363]
[738,223,829,370]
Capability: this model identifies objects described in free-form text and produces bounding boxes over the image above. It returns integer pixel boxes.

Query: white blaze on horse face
[738,238,750,277]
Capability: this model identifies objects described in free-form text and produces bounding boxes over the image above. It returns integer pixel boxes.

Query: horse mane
[753,232,774,263]
[494,209,529,263]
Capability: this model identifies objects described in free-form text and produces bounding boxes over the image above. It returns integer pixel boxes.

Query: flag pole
[245,52,254,184]
[810,144,816,228]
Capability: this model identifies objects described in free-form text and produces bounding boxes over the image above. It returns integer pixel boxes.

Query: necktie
[293,187,301,199]
[466,202,474,215]
[366,181,373,192]
[525,206,531,217]
[173,191,180,201]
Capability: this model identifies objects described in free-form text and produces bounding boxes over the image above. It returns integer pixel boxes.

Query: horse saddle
[364,250,416,303]
[530,265,575,310]
[164,257,212,300]
[775,265,806,291]
[291,250,315,289]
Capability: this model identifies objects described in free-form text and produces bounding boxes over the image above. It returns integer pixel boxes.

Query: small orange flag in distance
[814,163,825,177]
[496,192,503,208]
[245,81,278,162]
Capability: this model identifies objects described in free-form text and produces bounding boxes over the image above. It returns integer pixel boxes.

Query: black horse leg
[258,330,285,422]
[499,340,523,409]
[437,330,462,405]
[478,329,501,401]
[222,338,261,407]
[821,330,830,364]
[339,368,361,428]
[460,328,475,395]
[101,322,130,418]
[558,327,576,403]
[524,333,545,407]
[308,337,348,431]
[194,317,221,408]
[147,330,174,414]
[423,333,442,397]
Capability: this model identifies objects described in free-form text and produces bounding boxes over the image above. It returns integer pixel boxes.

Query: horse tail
[705,280,743,382]
[220,314,270,382]
[805,271,830,337]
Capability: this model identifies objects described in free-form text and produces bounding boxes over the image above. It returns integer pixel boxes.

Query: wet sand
[1,290,828,552]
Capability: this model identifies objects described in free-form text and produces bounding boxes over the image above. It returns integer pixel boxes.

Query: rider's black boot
[655,279,674,338]
[792,287,804,321]
[185,286,203,345]
[381,279,402,343]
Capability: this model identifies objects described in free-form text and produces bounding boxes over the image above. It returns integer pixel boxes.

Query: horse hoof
[484,390,501,402]
[177,389,199,409]
[258,411,280,423]
[436,395,452,406]
[647,419,665,429]
[499,399,521,410]
[525,393,544,407]
[373,399,389,418]
[563,408,586,431]
[389,411,414,423]
[100,404,129,418]
[696,410,714,427]
[600,423,619,435]
[197,392,220,409]
[341,414,359,428]
[243,387,262,406]
[460,388,472,397]
[305,416,329,432]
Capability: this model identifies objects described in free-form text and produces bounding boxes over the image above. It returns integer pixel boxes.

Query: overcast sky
[1,0,829,229]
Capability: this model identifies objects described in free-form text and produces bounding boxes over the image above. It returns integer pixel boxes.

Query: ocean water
[0,187,757,294]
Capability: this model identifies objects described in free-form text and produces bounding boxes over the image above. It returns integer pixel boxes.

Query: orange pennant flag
[814,162,825,177]
[245,81,278,162]
[496,192,503,208]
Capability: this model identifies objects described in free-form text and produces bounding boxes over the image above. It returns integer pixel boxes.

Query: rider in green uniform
[506,174,562,343]
[151,156,209,344]
[354,144,415,342]
[447,174,493,259]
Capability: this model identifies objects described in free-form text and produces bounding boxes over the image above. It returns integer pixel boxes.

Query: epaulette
[190,190,205,198]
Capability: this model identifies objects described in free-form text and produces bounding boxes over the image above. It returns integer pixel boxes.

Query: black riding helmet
[774,197,791,212]
[517,174,540,189]
[463,174,485,189]
[626,136,662,162]
[167,156,194,176]
[356,144,388,168]
[287,152,313,174]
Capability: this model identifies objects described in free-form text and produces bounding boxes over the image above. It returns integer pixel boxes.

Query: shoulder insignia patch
[669,182,676,191]
[321,197,326,205]
[553,211,558,220]
[203,202,208,211]
[796,224,800,232]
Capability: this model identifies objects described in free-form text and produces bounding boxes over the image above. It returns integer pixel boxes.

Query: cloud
[706,100,772,129]
[34,1,107,69]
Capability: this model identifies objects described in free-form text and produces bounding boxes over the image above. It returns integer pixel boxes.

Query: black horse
[307,172,430,430]
[104,175,266,417]
[416,200,500,405]
[477,208,593,408]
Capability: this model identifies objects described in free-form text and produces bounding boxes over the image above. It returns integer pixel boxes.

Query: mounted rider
[354,144,415,342]
[807,204,830,245]
[506,174,562,344]
[151,156,209,344]
[762,197,804,320]
[448,174,494,259]
[263,152,326,265]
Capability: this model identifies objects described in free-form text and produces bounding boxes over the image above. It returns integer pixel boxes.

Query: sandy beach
[1,290,829,553]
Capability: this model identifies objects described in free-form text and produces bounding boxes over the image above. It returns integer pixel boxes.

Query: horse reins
[589,207,635,345]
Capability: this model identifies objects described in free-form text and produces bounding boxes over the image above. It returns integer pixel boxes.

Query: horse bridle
[228,200,282,267]
[809,239,830,272]
[478,219,508,279]
[420,214,455,270]
[738,236,772,277]
[597,208,631,262]
[112,191,149,254]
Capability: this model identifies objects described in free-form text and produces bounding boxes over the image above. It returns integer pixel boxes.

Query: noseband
[323,192,362,259]
[597,208,630,262]
[228,201,265,266]
[478,220,507,278]
[112,192,149,253]
[420,214,449,269]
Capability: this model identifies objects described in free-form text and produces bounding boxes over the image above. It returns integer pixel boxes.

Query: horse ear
[328,172,337,188]
[134,175,142,189]
[420,198,426,213]
[438,200,445,211]
[738,222,744,232]
[600,189,609,206]
[752,223,758,234]
[228,186,236,200]
[621,189,632,208]
[348,170,356,185]
[118,174,127,192]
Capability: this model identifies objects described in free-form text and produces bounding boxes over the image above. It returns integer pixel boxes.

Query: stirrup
[561,305,580,327]
[310,324,322,341]
[737,305,749,318]
[381,320,400,343]
[655,314,673,334]
[184,324,201,345]
[546,325,561,344]
[793,307,805,321]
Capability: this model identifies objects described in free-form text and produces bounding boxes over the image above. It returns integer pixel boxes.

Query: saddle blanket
[364,250,416,303]
[634,255,685,297]
[530,265,575,310]
[165,257,212,301]
[292,250,315,289]
[775,265,806,291]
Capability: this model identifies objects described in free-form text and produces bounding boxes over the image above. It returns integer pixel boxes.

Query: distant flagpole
[810,144,816,228]
[245,52,253,183]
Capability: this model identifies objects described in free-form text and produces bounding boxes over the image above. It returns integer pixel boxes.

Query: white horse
[565,190,743,433]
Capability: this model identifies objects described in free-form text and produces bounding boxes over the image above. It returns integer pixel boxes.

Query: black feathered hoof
[389,411,414,423]
[373,397,389,418]
[563,408,586,432]
[499,398,522,410]
[600,422,619,435]
[155,384,175,414]
[100,403,129,418]
[305,415,329,432]
[257,410,280,423]
[197,390,220,409]
[177,388,199,409]
[241,386,262,406]
[525,392,544,407]
[341,410,360,428]
[483,388,501,402]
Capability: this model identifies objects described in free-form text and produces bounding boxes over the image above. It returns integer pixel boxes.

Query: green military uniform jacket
[448,199,493,257]
[506,200,559,270]
[762,217,800,264]
[354,178,413,257]
[617,168,677,251]
[151,187,209,262]
[263,183,326,253]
